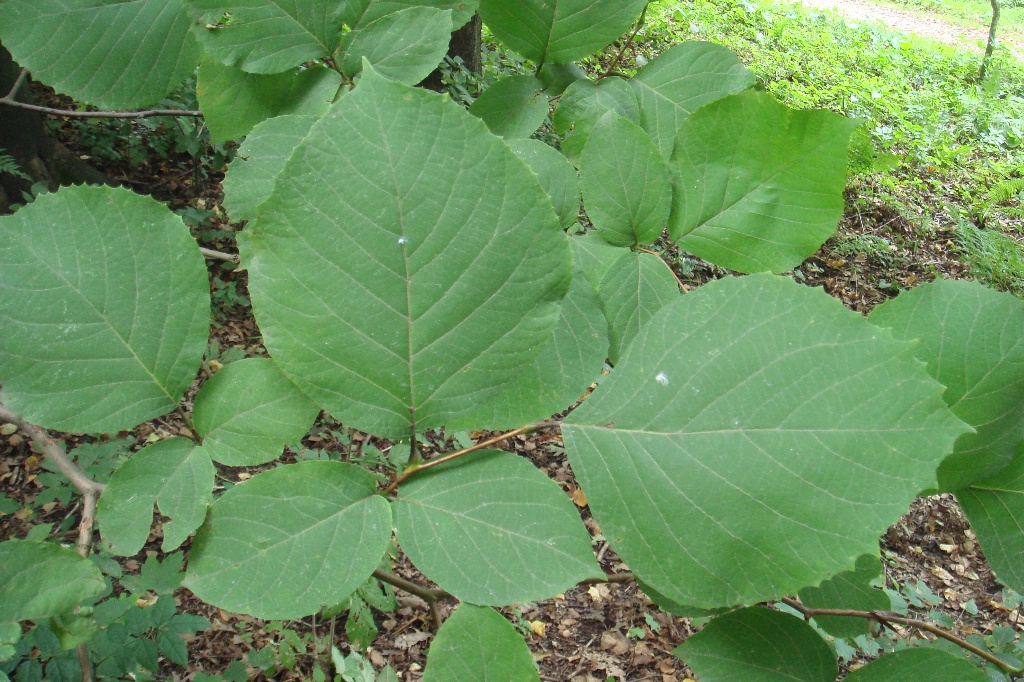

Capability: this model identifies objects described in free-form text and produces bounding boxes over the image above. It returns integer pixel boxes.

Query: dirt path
[790,0,1024,58]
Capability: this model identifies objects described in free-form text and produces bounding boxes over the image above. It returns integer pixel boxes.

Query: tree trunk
[420,14,483,92]
[979,0,1001,82]
[0,43,111,213]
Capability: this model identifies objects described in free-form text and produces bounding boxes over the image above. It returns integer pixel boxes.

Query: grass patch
[628,0,1024,294]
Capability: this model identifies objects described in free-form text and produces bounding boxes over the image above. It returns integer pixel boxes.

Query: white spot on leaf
[655,372,669,385]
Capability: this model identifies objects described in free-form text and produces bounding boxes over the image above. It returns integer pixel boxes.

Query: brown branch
[199,247,240,264]
[0,405,102,682]
[5,68,28,101]
[372,569,450,629]
[599,3,650,80]
[0,405,104,498]
[0,74,202,119]
[381,421,560,495]
[781,596,1024,674]
[579,571,635,586]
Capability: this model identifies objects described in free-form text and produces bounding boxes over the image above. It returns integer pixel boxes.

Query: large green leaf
[341,0,477,31]
[580,114,672,247]
[597,251,679,364]
[844,647,989,681]
[240,68,571,439]
[553,77,639,164]
[222,115,321,222]
[0,186,210,434]
[469,76,549,139]
[423,604,539,682]
[570,230,631,291]
[184,461,391,619]
[630,42,755,159]
[0,540,104,623]
[507,139,580,229]
[447,269,608,430]
[339,8,453,84]
[396,450,601,604]
[185,0,346,73]
[675,607,837,682]
[192,358,320,466]
[477,0,648,64]
[562,274,969,608]
[0,0,199,109]
[869,279,1024,490]
[97,438,215,556]
[197,58,338,143]
[797,554,888,638]
[669,90,858,274]
[957,443,1024,594]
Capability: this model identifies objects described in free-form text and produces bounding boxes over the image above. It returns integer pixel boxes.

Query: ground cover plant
[1,1,1024,681]
[640,0,1024,295]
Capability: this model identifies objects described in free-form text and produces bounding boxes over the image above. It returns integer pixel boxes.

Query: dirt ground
[789,0,1024,58]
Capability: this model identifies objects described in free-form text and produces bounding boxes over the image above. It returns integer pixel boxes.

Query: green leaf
[50,611,98,649]
[507,139,580,229]
[869,279,1024,490]
[635,575,725,619]
[184,461,391,619]
[197,58,338,143]
[423,604,539,681]
[597,251,679,364]
[538,61,587,96]
[97,438,215,556]
[0,540,104,622]
[185,0,346,73]
[797,554,888,638]
[193,358,319,466]
[222,115,321,223]
[469,76,549,139]
[553,77,638,164]
[447,268,608,430]
[957,443,1024,595]
[0,186,210,434]
[477,0,648,64]
[241,67,571,439]
[843,647,989,681]
[570,231,631,291]
[562,274,969,608]
[669,90,858,273]
[119,553,186,596]
[339,8,453,84]
[630,42,755,159]
[580,114,672,247]
[0,0,199,109]
[396,450,601,604]
[675,607,837,682]
[342,0,477,31]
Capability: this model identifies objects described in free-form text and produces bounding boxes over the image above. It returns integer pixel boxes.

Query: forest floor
[2,2,1024,681]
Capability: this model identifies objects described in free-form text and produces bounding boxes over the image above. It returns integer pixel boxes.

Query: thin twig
[0,405,103,682]
[579,571,635,586]
[599,3,649,80]
[199,247,240,264]
[381,421,560,495]
[174,405,203,442]
[781,596,1024,674]
[5,68,29,101]
[372,569,450,629]
[0,405,104,497]
[0,79,202,120]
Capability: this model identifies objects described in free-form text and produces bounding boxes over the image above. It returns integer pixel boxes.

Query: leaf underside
[563,274,968,608]
[0,186,210,434]
[241,67,571,439]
